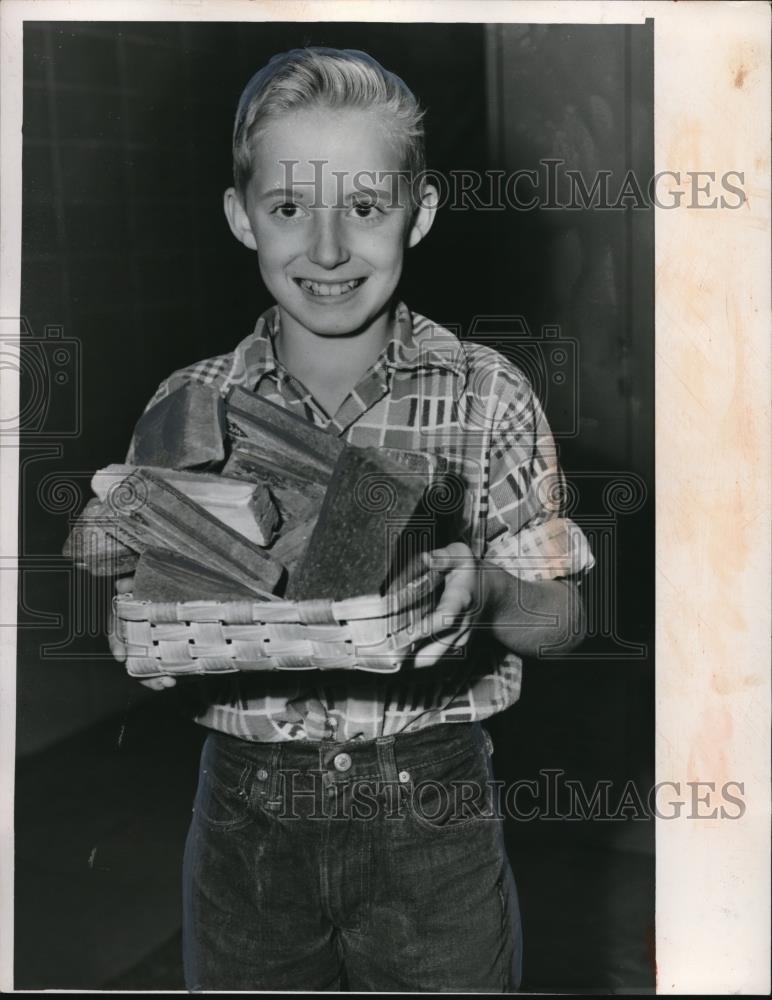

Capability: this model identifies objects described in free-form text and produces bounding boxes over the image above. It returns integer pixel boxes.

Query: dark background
[16,20,654,991]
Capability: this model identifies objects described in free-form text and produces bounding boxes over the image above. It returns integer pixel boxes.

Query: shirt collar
[231,301,466,392]
[383,302,467,378]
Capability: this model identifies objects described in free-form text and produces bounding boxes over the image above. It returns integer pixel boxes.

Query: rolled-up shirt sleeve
[481,366,594,583]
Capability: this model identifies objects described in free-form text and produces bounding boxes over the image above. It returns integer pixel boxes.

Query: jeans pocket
[406,746,495,835]
[193,741,254,832]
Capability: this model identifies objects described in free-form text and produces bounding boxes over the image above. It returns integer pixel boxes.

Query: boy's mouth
[295,277,366,298]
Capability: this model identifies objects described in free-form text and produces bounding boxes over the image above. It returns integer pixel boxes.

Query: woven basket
[114,567,444,678]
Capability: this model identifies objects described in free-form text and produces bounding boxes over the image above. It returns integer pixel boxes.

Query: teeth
[299,278,361,297]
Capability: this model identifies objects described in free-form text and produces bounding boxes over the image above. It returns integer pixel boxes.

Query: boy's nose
[307,212,350,269]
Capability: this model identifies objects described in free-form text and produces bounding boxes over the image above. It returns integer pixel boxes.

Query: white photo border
[0,1,769,993]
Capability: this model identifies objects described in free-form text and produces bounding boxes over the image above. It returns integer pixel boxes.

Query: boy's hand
[109,575,177,691]
[413,542,489,667]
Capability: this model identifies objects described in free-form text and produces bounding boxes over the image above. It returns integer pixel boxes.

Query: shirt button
[333,752,352,773]
[399,770,411,783]
[256,768,269,781]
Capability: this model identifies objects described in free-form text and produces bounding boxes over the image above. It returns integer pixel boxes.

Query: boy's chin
[282,296,388,338]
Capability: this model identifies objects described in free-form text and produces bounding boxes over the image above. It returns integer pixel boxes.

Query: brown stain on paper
[657,173,763,691]
[686,703,733,788]
[700,291,758,688]
[728,31,764,94]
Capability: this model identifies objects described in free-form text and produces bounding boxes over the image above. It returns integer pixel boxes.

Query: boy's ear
[406,183,439,249]
[223,187,257,251]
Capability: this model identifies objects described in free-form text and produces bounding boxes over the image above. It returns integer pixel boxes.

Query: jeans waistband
[205,722,486,789]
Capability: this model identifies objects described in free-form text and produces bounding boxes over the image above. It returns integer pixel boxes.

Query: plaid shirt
[126,302,594,742]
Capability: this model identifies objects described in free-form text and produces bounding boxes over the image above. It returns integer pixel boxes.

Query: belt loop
[375,736,399,785]
[376,735,410,818]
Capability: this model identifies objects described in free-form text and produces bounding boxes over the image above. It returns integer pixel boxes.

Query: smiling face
[224,106,436,339]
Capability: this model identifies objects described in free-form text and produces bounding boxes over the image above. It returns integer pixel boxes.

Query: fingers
[108,637,127,663]
[139,676,177,691]
[110,579,133,661]
[412,625,472,668]
[413,567,478,642]
[106,610,127,663]
[114,575,135,595]
[108,589,175,690]
[413,604,466,639]
[429,578,478,633]
[426,541,474,564]
[425,542,476,580]
[411,594,474,667]
[426,607,466,637]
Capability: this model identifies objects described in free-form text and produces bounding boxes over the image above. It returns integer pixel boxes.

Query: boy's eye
[349,200,381,219]
[272,202,305,219]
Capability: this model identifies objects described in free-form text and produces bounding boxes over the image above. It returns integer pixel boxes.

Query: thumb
[423,543,453,566]
[424,542,473,569]
[423,551,449,577]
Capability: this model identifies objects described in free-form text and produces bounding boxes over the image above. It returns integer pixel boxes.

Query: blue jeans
[182,721,523,992]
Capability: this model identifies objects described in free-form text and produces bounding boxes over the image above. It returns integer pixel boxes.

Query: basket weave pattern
[115,569,441,677]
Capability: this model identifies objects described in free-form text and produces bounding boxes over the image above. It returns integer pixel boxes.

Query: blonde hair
[232,47,426,198]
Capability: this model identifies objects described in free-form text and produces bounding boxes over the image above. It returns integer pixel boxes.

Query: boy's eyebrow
[259,186,309,201]
[258,185,402,204]
[348,187,395,201]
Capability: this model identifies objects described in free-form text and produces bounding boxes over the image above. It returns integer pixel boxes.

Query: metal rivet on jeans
[333,752,352,772]
[399,770,411,783]
[257,768,269,781]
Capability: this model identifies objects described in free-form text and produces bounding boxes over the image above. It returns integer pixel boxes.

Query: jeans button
[257,768,269,781]
[399,770,411,783]
[333,752,352,773]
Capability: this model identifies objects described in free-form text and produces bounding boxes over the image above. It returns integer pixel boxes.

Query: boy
[111,47,593,992]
